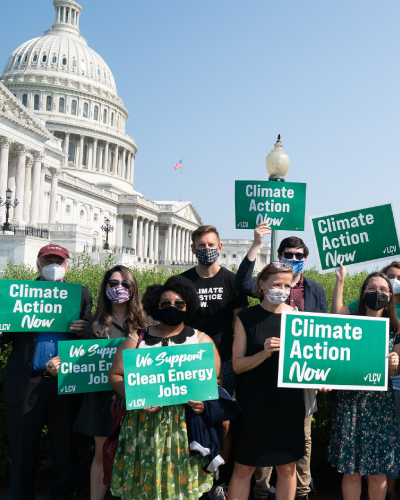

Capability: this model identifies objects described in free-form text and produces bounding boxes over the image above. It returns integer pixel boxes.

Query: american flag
[173,159,183,170]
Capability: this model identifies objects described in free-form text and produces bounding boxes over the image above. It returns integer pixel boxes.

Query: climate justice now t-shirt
[180,267,248,362]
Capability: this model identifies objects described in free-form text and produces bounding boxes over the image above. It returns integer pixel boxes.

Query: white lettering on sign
[245,185,294,199]
[291,318,363,341]
[9,284,69,299]
[289,361,331,382]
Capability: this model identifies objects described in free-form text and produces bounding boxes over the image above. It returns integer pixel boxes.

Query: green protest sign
[0,280,81,333]
[278,311,389,390]
[123,343,219,409]
[58,339,124,394]
[235,180,306,230]
[310,203,400,273]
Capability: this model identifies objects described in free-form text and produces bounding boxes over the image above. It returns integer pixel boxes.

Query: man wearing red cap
[0,244,93,500]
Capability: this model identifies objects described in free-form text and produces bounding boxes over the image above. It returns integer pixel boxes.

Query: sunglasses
[269,261,293,270]
[159,299,186,310]
[107,280,130,288]
[282,252,305,260]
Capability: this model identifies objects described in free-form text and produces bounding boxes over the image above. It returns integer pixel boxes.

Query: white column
[137,217,143,258]
[114,145,119,176]
[7,156,16,222]
[60,195,66,223]
[39,165,48,223]
[116,215,123,249]
[121,148,126,178]
[63,132,70,166]
[131,153,135,183]
[89,205,94,227]
[78,135,84,168]
[164,227,169,263]
[154,224,159,263]
[167,224,173,262]
[143,219,149,259]
[72,200,77,223]
[177,227,181,263]
[104,141,109,172]
[185,230,190,263]
[0,138,10,222]
[48,168,59,223]
[23,157,33,224]
[12,145,27,224]
[181,228,186,264]
[30,153,42,226]
[87,139,93,170]
[131,216,137,253]
[92,138,98,170]
[172,225,177,262]
[149,221,155,260]
[126,152,131,181]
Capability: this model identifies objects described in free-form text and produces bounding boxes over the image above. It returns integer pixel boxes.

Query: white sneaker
[208,482,228,500]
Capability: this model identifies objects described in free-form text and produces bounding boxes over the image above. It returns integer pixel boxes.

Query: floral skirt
[328,388,400,475]
[111,404,214,500]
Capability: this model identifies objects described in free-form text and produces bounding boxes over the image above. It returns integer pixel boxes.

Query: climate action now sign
[58,338,124,394]
[0,280,81,333]
[235,180,306,230]
[278,311,389,390]
[123,343,218,409]
[310,204,400,273]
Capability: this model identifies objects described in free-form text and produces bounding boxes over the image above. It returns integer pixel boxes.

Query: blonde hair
[256,263,293,299]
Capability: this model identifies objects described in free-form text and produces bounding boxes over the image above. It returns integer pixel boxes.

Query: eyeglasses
[269,261,293,270]
[282,252,305,260]
[159,299,186,310]
[365,286,391,294]
[107,280,130,288]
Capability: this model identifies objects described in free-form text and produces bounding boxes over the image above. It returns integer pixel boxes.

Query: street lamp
[101,217,114,250]
[0,189,19,231]
[265,135,290,261]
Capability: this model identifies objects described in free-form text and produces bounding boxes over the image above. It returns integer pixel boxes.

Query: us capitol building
[0,0,270,271]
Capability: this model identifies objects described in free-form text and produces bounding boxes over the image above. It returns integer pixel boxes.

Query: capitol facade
[0,0,270,271]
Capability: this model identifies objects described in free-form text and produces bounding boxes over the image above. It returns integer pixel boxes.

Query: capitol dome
[0,0,137,195]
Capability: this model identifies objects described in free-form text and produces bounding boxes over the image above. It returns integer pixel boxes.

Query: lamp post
[265,135,290,261]
[0,189,19,231]
[101,217,114,250]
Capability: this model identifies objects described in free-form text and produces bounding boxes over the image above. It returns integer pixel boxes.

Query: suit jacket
[234,254,327,313]
[0,281,92,406]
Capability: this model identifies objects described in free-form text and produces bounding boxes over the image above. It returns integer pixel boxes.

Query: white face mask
[40,263,66,282]
[263,283,290,305]
[390,279,400,295]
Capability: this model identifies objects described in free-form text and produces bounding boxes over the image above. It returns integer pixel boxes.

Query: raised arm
[331,263,351,314]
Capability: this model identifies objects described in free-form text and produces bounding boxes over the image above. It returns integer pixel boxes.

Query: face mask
[195,248,219,266]
[364,291,389,311]
[280,256,306,274]
[390,279,400,296]
[40,263,66,282]
[263,283,290,305]
[156,306,188,326]
[106,286,132,304]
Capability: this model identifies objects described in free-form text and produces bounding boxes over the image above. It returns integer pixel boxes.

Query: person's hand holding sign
[248,222,272,262]
[264,337,280,358]
[187,401,205,414]
[142,405,162,413]
[46,355,61,376]
[388,351,400,376]
[70,320,88,336]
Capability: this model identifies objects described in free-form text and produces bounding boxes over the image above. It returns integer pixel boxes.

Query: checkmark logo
[364,374,369,381]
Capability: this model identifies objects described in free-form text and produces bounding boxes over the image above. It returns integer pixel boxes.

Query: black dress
[74,318,127,437]
[235,305,305,467]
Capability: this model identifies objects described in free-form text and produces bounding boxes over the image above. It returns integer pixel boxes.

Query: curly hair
[142,275,200,320]
[92,265,148,337]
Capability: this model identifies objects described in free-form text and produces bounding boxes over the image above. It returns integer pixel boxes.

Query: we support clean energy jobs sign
[0,280,81,332]
[235,181,306,230]
[123,343,219,409]
[277,311,389,390]
[58,339,124,394]
[310,204,400,273]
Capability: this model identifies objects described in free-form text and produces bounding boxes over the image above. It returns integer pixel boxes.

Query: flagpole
[180,158,183,201]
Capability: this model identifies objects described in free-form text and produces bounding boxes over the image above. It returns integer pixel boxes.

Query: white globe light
[265,138,290,178]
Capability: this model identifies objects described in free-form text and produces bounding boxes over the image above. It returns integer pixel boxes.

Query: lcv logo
[364,373,381,384]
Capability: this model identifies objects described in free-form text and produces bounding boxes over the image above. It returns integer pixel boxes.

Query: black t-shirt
[180,266,248,362]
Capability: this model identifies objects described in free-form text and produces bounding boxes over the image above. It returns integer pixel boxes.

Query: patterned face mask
[106,286,132,303]
[194,247,220,266]
[263,283,290,305]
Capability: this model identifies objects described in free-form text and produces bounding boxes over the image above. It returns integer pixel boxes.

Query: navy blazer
[0,282,92,406]
[234,255,327,313]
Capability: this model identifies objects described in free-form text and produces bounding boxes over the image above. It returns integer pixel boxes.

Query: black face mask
[156,306,188,326]
[364,291,389,311]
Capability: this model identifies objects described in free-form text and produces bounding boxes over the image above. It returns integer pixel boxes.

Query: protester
[332,261,400,499]
[74,265,148,500]
[328,271,400,500]
[109,275,223,499]
[0,244,92,500]
[180,225,248,498]
[235,223,327,500]
[228,262,305,500]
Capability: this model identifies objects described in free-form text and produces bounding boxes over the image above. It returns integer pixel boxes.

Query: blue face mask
[280,256,306,274]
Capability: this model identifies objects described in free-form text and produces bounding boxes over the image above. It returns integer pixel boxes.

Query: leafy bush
[0,257,372,479]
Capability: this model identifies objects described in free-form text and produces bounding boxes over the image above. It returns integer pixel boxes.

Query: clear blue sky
[2,0,400,271]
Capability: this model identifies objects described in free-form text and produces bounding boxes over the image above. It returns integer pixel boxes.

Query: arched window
[103,109,107,124]
[24,54,28,62]
[90,63,94,73]
[71,100,77,115]
[82,143,88,166]
[83,102,88,118]
[104,71,107,79]
[72,58,77,68]
[42,54,47,63]
[22,94,28,107]
[34,94,40,111]
[66,8,69,22]
[97,68,101,77]
[52,55,57,64]
[68,141,75,163]
[17,56,21,63]
[111,112,114,127]
[33,54,38,62]
[62,57,67,66]
[59,97,65,113]
[46,96,52,111]
[93,106,98,121]
[102,148,106,169]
